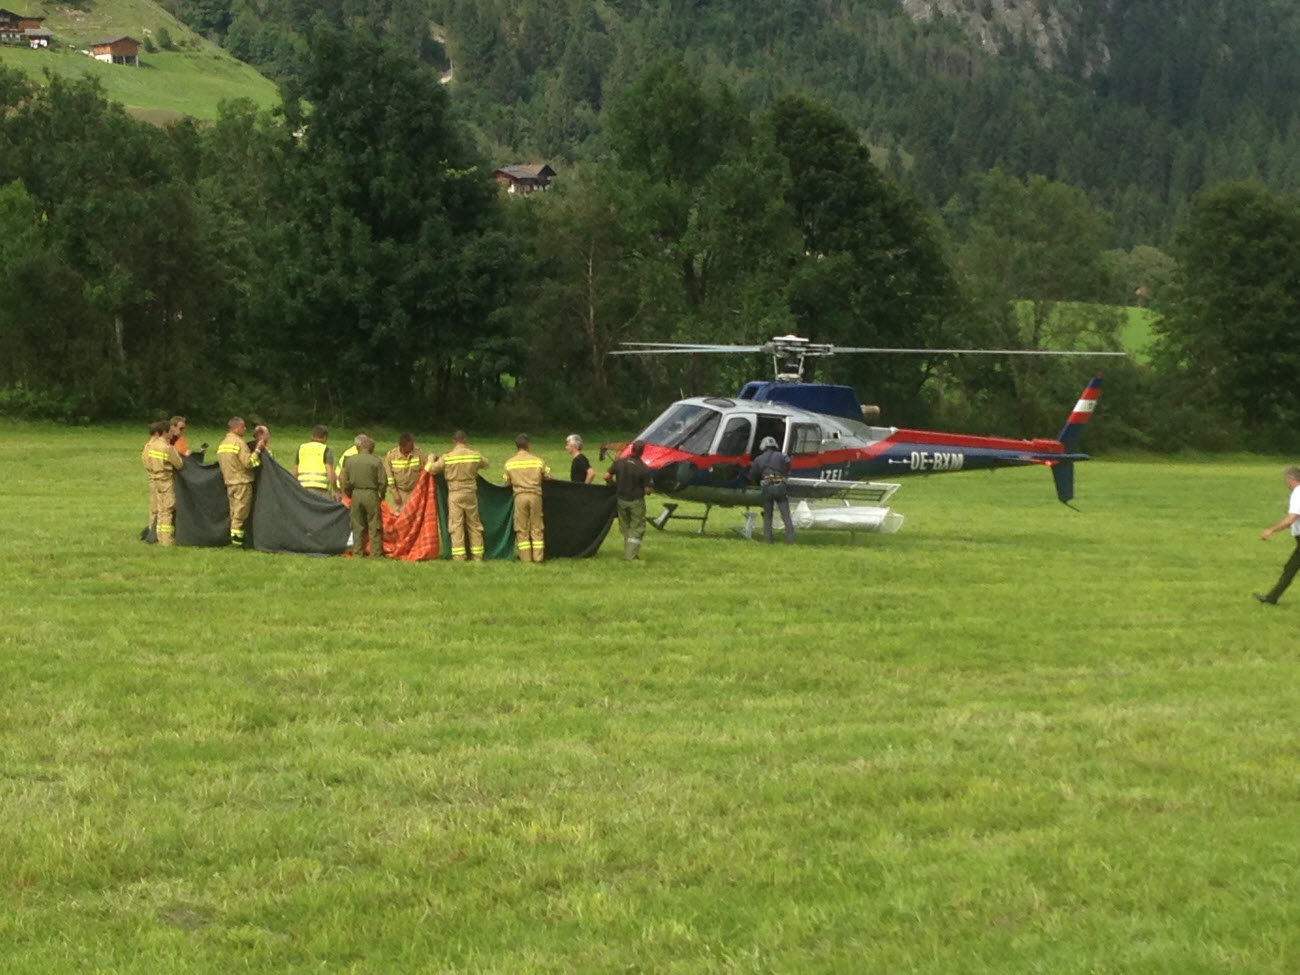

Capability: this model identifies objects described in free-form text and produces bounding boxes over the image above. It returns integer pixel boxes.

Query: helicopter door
[715,416,754,457]
[753,415,787,455]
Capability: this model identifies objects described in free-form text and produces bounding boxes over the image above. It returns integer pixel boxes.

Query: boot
[623,538,641,561]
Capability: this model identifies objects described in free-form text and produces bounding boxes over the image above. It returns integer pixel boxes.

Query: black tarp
[246,454,350,555]
[173,457,233,547]
[538,479,618,558]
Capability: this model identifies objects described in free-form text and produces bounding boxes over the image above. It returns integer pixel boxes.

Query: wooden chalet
[91,36,141,66]
[23,27,50,49]
[492,164,556,194]
[0,8,44,44]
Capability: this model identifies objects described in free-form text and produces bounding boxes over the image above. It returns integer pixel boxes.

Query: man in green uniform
[142,419,185,545]
[503,433,551,562]
[427,430,488,561]
[605,439,654,560]
[217,416,266,546]
[342,435,387,557]
[293,425,337,497]
[384,433,426,513]
[335,433,365,487]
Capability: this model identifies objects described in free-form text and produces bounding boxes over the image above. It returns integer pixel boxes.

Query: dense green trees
[1156,182,1300,445]
[0,37,512,423]
[5,45,1300,452]
[275,26,513,418]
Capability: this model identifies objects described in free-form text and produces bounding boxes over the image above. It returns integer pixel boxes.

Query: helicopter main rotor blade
[611,343,766,354]
[830,347,1127,356]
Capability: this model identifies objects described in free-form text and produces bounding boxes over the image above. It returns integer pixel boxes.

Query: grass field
[0,46,280,122]
[3,423,1298,972]
[1121,306,1158,362]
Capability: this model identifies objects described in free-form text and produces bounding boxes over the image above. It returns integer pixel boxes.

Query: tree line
[2,34,1298,450]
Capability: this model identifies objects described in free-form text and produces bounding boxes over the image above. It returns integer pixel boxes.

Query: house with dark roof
[91,36,140,65]
[492,164,556,195]
[0,8,44,44]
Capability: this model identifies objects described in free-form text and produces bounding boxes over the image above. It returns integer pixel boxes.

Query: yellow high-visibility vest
[297,441,330,490]
[336,445,358,480]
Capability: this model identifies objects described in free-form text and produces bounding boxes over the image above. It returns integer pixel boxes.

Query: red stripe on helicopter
[883,430,1065,454]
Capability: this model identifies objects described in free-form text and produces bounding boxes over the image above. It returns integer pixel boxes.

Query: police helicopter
[604,335,1123,537]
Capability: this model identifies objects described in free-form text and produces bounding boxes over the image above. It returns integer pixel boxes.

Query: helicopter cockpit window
[788,422,823,455]
[715,416,753,456]
[640,404,723,453]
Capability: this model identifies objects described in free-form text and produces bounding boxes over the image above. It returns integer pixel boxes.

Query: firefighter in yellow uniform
[384,433,426,512]
[502,433,551,562]
[142,419,185,545]
[426,430,488,560]
[217,416,265,546]
[293,425,337,497]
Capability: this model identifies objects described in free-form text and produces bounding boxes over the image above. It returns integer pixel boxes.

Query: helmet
[759,436,780,451]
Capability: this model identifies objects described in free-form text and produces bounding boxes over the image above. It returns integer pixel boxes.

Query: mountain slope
[1,0,277,121]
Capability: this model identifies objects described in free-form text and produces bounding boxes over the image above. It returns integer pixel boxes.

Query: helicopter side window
[788,422,823,456]
[715,416,753,457]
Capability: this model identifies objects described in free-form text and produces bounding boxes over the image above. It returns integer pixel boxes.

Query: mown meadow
[2,423,1297,973]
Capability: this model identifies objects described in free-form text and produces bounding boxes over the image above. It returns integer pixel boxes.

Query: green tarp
[432,477,618,560]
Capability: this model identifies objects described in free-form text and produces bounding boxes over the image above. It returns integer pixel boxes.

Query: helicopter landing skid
[652,502,712,534]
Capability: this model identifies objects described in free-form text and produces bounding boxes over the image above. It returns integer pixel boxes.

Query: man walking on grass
[1254,465,1300,605]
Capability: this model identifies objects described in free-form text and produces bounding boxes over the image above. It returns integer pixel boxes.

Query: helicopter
[605,335,1122,536]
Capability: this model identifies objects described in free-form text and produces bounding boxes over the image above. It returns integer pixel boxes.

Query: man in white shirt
[1254,465,1300,604]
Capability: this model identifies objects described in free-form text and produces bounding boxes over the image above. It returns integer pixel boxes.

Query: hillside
[0,0,278,121]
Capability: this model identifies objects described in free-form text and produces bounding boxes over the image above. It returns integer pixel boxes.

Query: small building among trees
[492,164,555,194]
[0,8,44,44]
[90,36,140,66]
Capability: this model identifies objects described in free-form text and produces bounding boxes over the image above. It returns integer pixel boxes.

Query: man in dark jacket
[605,440,654,560]
[748,436,794,545]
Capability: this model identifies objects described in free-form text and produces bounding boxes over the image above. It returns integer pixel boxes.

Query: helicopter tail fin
[1057,374,1103,451]
[1051,374,1102,507]
[1052,459,1075,506]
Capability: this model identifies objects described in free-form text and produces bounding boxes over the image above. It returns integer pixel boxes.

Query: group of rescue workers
[141,417,658,562]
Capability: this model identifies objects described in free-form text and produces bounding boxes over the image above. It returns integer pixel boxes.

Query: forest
[2,7,1300,450]
[158,0,1300,245]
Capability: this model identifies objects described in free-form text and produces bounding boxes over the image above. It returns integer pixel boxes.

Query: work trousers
[1265,535,1300,602]
[149,480,177,546]
[447,489,485,560]
[226,482,253,543]
[761,483,795,545]
[512,492,544,561]
[616,497,646,560]
[349,488,383,557]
